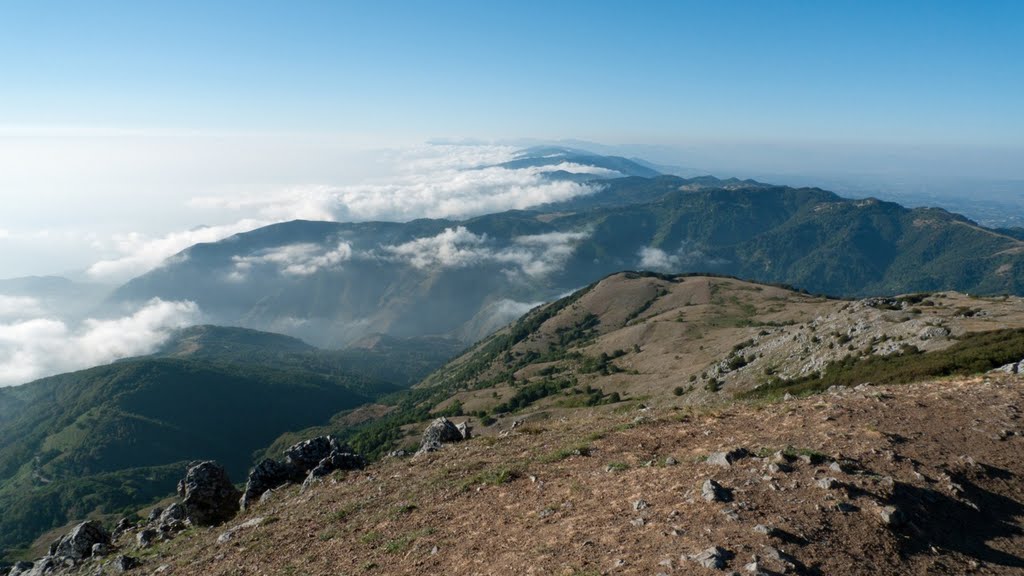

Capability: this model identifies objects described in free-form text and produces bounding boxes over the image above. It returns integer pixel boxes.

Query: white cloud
[189,145,601,225]
[0,295,47,320]
[231,241,353,278]
[86,219,267,282]
[638,246,681,271]
[0,298,201,386]
[380,227,589,278]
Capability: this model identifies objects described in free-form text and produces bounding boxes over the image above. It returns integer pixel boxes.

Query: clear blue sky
[1,0,1021,146]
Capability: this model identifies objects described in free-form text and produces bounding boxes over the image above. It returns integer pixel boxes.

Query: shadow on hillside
[894,466,1024,568]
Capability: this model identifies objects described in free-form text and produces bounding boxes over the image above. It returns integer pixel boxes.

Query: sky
[0,0,1022,279]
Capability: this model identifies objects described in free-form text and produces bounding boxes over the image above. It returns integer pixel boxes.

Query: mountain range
[103,149,1024,349]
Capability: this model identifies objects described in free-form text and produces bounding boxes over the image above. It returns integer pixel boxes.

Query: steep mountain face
[105,173,1024,348]
[0,325,462,560]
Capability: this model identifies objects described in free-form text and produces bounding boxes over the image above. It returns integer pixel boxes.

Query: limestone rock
[177,461,241,527]
[416,417,465,454]
[283,436,344,472]
[240,458,298,510]
[53,520,111,562]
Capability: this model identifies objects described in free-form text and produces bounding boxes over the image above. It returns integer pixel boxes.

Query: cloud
[86,219,267,282]
[84,144,604,283]
[638,242,729,272]
[0,295,47,321]
[189,145,601,225]
[231,241,353,279]
[0,298,201,386]
[638,247,681,271]
[380,227,589,278]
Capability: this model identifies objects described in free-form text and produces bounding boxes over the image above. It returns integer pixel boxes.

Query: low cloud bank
[0,299,201,386]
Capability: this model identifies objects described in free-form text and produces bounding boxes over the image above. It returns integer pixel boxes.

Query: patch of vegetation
[741,328,1024,399]
[605,461,630,472]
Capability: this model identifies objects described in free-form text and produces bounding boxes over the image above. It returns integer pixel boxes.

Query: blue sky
[2,0,1021,145]
[0,1,1022,278]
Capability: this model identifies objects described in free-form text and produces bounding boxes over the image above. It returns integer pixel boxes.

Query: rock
[302,451,366,490]
[992,359,1023,374]
[147,507,164,522]
[112,517,135,538]
[240,458,298,510]
[689,546,729,570]
[53,520,111,562]
[217,519,264,545]
[829,461,845,474]
[665,456,677,466]
[816,477,840,490]
[91,542,111,558]
[878,505,906,527]
[752,524,778,537]
[112,555,141,572]
[918,326,950,340]
[632,499,649,511]
[136,528,158,548]
[767,462,792,474]
[177,461,242,526]
[456,421,473,440]
[158,502,187,525]
[284,436,345,471]
[630,517,645,527]
[416,417,464,454]
[7,562,34,576]
[702,479,731,502]
[707,448,748,467]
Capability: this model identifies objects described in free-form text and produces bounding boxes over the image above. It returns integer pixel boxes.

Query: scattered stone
[240,458,299,510]
[91,542,111,558]
[416,417,465,454]
[8,561,34,576]
[702,479,731,502]
[783,392,794,401]
[816,477,840,490]
[112,517,135,538]
[53,520,111,562]
[177,461,242,526]
[829,461,846,474]
[456,421,473,440]
[879,505,906,527]
[689,546,729,570]
[136,528,158,549]
[147,507,164,522]
[633,499,649,511]
[285,436,345,470]
[112,555,141,572]
[630,517,646,527]
[158,502,187,525]
[707,448,748,468]
[767,462,792,474]
[753,524,779,537]
[665,456,678,466]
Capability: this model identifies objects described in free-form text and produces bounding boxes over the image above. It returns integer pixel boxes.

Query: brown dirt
[121,372,1024,576]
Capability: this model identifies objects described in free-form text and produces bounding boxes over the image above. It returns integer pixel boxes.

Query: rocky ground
[28,370,1023,576]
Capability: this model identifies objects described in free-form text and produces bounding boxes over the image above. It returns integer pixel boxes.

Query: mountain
[0,325,460,560]
[0,276,111,321]
[496,146,662,178]
[27,273,1024,575]
[105,168,1024,348]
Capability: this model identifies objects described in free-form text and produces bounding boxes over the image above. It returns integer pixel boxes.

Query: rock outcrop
[416,417,466,454]
[52,520,111,562]
[242,435,365,507]
[177,461,241,527]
